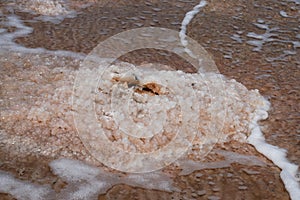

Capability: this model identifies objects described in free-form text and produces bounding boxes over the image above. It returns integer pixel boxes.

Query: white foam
[246,23,278,52]
[178,150,267,175]
[179,0,207,58]
[50,159,111,199]
[230,34,243,43]
[247,98,300,200]
[279,11,289,18]
[292,41,300,48]
[0,171,53,200]
[50,158,102,182]
[49,158,177,199]
[0,13,85,59]
[0,158,177,200]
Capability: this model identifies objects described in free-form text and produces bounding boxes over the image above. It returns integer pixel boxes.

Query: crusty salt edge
[247,97,300,200]
[12,0,78,20]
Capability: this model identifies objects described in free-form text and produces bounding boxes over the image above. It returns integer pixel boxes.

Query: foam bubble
[246,23,278,52]
[279,10,289,18]
[230,34,243,43]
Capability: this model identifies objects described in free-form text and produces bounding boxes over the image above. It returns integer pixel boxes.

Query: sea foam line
[0,13,85,59]
[247,99,300,200]
[180,1,300,199]
[179,0,207,58]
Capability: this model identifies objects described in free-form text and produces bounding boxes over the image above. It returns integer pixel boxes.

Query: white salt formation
[16,0,70,16]
[1,52,299,198]
[72,61,268,172]
[0,0,299,198]
[0,53,274,167]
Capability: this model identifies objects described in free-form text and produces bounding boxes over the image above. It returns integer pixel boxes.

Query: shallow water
[0,0,299,199]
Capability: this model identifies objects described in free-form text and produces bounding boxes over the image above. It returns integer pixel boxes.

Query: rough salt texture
[15,0,71,16]
[0,0,298,198]
[0,51,291,200]
[1,52,267,166]
[78,62,267,161]
[0,52,290,199]
[0,53,91,163]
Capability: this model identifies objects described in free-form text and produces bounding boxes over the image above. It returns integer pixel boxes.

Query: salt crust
[71,62,266,172]
[94,63,263,149]
[16,0,71,16]
[1,56,267,163]
[0,55,275,198]
[0,0,298,198]
[1,51,298,198]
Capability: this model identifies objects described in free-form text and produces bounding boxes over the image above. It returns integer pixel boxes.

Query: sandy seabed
[0,0,299,199]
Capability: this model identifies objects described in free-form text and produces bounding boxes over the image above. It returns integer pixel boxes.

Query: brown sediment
[134,82,163,95]
[0,0,299,199]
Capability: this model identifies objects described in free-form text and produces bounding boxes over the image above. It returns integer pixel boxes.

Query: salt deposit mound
[72,61,268,172]
[0,52,268,172]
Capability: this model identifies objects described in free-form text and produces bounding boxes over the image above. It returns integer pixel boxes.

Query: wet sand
[0,0,299,199]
